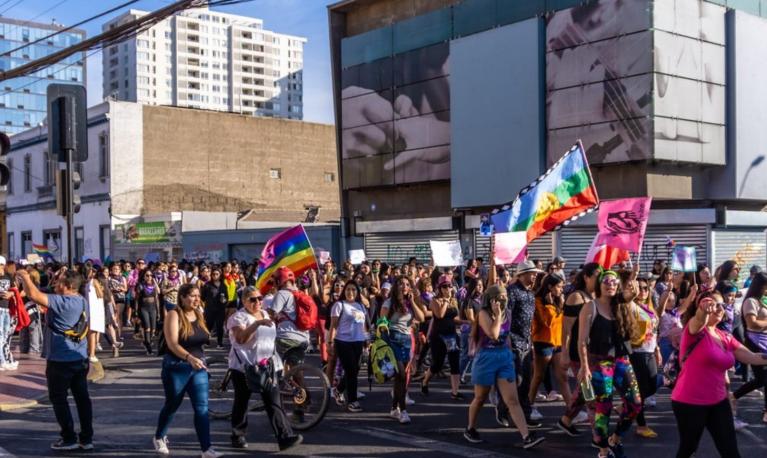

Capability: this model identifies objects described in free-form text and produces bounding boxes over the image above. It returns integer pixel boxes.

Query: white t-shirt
[331,300,369,342]
[227,309,283,372]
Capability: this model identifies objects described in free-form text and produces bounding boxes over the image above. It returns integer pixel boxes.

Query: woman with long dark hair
[136,268,161,355]
[558,262,600,435]
[328,280,369,412]
[379,276,425,425]
[576,270,642,458]
[732,272,767,425]
[421,275,463,399]
[153,284,219,457]
[629,275,662,438]
[529,273,569,420]
[671,290,767,457]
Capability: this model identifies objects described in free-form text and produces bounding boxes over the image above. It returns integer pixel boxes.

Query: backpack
[291,290,318,331]
[368,332,399,385]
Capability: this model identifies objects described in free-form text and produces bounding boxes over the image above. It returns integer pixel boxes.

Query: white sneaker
[734,417,749,431]
[97,344,103,351]
[646,395,657,408]
[530,407,544,421]
[357,390,366,400]
[399,410,411,424]
[405,394,415,406]
[3,361,18,371]
[573,410,589,425]
[152,437,169,455]
[546,391,564,402]
[535,393,547,402]
[389,407,401,420]
[201,448,222,458]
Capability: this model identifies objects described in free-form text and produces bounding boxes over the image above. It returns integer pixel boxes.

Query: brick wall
[140,105,339,219]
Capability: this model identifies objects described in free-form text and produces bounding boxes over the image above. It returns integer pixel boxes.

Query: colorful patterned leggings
[588,356,642,448]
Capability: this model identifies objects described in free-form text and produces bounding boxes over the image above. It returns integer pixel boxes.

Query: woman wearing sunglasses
[421,275,464,400]
[672,290,767,457]
[628,276,662,439]
[226,286,302,451]
[463,284,545,449]
[577,270,641,458]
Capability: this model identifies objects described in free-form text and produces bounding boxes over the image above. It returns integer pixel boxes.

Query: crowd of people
[2,252,767,457]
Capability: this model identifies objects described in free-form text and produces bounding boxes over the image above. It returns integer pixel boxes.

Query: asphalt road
[1,338,766,458]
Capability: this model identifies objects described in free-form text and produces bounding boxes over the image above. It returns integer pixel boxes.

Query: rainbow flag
[255,225,318,293]
[491,142,599,242]
[32,243,54,261]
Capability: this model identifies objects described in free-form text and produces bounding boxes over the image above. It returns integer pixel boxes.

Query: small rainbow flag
[32,243,54,260]
[256,225,318,293]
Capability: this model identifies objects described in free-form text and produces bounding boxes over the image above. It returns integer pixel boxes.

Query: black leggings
[335,340,364,403]
[733,338,767,411]
[429,336,459,375]
[629,351,658,427]
[205,307,226,347]
[230,370,294,442]
[139,305,158,351]
[672,398,740,458]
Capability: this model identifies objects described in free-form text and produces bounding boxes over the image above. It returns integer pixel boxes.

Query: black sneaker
[50,439,79,451]
[450,392,465,401]
[278,434,303,451]
[520,431,546,449]
[609,441,627,458]
[463,428,483,444]
[421,383,429,396]
[231,435,248,449]
[511,419,543,432]
[495,406,510,427]
[557,418,581,437]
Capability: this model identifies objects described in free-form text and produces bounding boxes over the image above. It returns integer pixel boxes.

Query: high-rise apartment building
[102,6,305,119]
[0,18,86,135]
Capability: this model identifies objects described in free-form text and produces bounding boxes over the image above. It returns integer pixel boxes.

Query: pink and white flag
[597,197,652,252]
[494,231,528,265]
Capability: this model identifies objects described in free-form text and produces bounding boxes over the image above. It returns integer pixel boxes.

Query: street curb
[0,361,106,412]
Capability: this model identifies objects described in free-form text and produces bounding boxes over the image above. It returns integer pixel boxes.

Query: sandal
[635,427,658,438]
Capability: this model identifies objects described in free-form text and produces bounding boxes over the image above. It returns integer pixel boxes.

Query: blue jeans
[0,308,11,365]
[155,354,211,451]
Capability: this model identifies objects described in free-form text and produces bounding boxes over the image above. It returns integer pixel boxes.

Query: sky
[6,0,335,124]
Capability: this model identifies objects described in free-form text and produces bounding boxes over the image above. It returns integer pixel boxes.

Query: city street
[1,338,766,457]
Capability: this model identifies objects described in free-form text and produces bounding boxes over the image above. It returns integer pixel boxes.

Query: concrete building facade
[328,0,767,271]
[4,101,338,262]
[102,6,306,119]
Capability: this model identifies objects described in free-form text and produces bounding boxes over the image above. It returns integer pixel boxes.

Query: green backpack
[368,329,399,386]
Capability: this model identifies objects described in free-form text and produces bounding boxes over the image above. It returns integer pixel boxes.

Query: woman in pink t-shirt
[671,290,767,458]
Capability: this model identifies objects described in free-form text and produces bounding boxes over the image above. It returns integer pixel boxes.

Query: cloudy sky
[6,0,334,123]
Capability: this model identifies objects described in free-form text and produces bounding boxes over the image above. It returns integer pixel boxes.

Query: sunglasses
[248,296,263,303]
[602,277,619,286]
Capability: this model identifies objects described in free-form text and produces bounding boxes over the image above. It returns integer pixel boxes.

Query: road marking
[0,446,15,457]
[348,426,510,458]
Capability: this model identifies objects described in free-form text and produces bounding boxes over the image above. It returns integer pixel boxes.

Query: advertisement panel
[114,222,181,245]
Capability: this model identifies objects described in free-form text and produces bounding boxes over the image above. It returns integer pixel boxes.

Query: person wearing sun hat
[494,260,545,428]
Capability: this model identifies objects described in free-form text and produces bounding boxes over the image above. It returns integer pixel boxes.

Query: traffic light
[55,168,81,217]
[0,132,10,186]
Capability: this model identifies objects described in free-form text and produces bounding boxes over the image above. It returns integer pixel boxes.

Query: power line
[5,0,70,33]
[0,0,29,17]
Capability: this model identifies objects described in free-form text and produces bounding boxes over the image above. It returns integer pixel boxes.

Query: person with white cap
[494,259,545,428]
[0,255,19,371]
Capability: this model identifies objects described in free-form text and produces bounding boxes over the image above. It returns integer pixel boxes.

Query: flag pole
[300,223,321,272]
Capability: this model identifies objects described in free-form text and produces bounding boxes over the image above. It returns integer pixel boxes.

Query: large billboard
[546,0,653,165]
[340,42,450,189]
[450,18,543,208]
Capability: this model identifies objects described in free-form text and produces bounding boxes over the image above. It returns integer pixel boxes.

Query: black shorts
[276,339,308,366]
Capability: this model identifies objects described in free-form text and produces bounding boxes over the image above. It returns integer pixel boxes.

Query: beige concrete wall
[141,106,339,220]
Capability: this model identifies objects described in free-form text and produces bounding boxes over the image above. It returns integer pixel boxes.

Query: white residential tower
[102,6,305,119]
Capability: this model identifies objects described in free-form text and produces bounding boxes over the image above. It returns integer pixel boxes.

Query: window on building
[21,231,32,257]
[23,154,31,192]
[99,225,111,261]
[43,151,55,186]
[99,132,109,179]
[269,168,281,179]
[74,227,84,262]
[7,233,14,261]
[42,230,61,260]
[324,172,335,183]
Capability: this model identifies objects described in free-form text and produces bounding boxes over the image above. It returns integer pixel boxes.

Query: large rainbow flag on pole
[491,142,599,242]
[255,225,318,293]
[32,243,55,261]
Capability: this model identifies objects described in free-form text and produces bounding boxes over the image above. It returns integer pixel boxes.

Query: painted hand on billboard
[383,94,450,171]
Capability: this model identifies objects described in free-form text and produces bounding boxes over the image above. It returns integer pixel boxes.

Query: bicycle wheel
[280,363,330,431]
[206,356,234,420]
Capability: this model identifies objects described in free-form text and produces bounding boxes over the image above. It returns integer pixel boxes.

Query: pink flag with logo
[597,197,652,252]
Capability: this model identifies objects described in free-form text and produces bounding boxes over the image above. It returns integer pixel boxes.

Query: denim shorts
[471,347,516,387]
[384,331,412,364]
[533,342,561,358]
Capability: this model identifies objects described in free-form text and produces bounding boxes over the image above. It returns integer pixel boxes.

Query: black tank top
[567,291,592,362]
[432,306,458,337]
[588,312,628,358]
[178,319,209,359]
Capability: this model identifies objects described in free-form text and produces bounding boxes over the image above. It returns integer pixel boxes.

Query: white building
[102,6,305,119]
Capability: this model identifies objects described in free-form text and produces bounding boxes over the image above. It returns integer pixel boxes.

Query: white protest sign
[348,249,367,265]
[430,240,464,267]
[319,250,332,265]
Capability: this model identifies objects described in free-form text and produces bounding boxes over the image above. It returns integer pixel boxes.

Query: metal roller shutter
[364,231,460,265]
[559,225,709,273]
[474,231,554,265]
[712,229,766,270]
